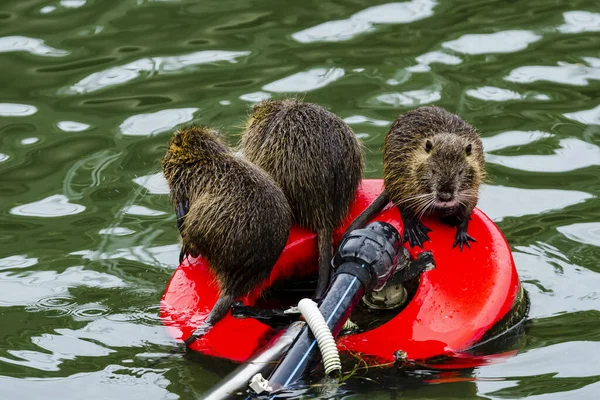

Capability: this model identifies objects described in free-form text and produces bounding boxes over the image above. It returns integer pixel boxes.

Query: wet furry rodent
[241,99,363,298]
[346,106,485,250]
[161,126,291,343]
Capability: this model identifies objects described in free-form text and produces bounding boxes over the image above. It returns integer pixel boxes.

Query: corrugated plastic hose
[297,298,341,376]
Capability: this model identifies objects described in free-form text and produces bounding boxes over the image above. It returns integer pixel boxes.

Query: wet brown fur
[240,99,363,297]
[384,106,484,218]
[346,106,485,249]
[161,126,291,325]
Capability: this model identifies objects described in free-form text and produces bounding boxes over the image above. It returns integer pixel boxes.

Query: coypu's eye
[425,140,433,153]
[465,144,472,156]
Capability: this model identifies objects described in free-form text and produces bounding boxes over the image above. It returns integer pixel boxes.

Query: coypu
[345,106,485,250]
[161,126,291,344]
[240,99,363,299]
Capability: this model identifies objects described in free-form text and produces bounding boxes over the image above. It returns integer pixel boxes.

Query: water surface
[1,0,600,398]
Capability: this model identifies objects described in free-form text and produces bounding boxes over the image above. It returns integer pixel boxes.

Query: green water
[1,0,600,398]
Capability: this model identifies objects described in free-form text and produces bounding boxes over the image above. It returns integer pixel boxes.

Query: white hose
[297,298,341,376]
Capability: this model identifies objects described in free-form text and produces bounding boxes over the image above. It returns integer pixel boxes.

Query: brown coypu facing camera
[161,126,291,344]
[241,99,363,299]
[346,106,485,250]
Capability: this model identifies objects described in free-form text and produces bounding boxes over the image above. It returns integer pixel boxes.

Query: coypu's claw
[400,210,432,248]
[403,222,432,249]
[453,230,476,251]
[184,323,212,346]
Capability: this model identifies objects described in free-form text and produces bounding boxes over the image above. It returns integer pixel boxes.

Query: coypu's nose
[437,192,453,202]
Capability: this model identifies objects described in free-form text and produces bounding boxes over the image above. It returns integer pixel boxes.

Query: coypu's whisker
[346,106,484,250]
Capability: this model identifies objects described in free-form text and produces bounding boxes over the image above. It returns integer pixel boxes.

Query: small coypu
[345,106,485,250]
[161,126,291,344]
[241,99,363,299]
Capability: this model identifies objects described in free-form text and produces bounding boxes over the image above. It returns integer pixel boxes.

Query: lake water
[1,0,600,398]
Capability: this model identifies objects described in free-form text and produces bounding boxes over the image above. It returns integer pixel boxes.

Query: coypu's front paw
[403,221,432,248]
[453,229,476,251]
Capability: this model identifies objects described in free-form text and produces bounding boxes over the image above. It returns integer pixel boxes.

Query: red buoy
[160,179,524,367]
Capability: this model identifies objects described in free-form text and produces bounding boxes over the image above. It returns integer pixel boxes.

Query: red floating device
[160,179,526,368]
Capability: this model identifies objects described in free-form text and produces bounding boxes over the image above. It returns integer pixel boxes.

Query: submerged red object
[160,179,525,367]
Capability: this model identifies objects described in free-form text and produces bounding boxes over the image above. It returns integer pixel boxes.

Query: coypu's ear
[465,143,472,156]
[425,139,433,153]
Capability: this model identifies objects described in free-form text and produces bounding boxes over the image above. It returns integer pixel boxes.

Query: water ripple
[443,30,541,55]
[514,242,600,317]
[33,332,113,360]
[407,51,462,72]
[239,91,271,102]
[479,185,592,222]
[57,315,174,347]
[57,121,91,132]
[505,58,600,86]
[564,104,600,125]
[263,67,344,93]
[0,366,177,399]
[467,86,549,102]
[132,173,169,195]
[557,11,600,34]
[0,36,69,57]
[21,137,39,145]
[558,223,600,247]
[10,195,86,218]
[70,244,179,268]
[99,227,135,236]
[0,266,126,307]
[482,130,553,152]
[119,108,198,136]
[60,0,87,8]
[486,138,600,172]
[0,255,38,271]
[63,50,250,94]
[121,205,166,217]
[344,115,390,127]
[375,88,441,107]
[0,103,37,116]
[292,0,437,43]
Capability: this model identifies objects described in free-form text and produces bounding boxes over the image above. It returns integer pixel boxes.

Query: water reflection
[121,205,166,217]
[119,108,198,137]
[0,266,126,307]
[466,86,549,102]
[442,30,541,55]
[292,0,437,43]
[132,173,169,195]
[482,130,552,152]
[57,121,91,132]
[558,223,600,247]
[486,138,600,172]
[263,68,345,93]
[0,36,69,57]
[505,58,600,86]
[2,0,600,398]
[64,50,251,94]
[479,185,592,222]
[557,11,600,34]
[0,366,176,400]
[0,103,37,116]
[564,104,600,125]
[407,51,462,72]
[376,88,441,107]
[71,244,179,268]
[10,195,86,218]
[239,91,271,103]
